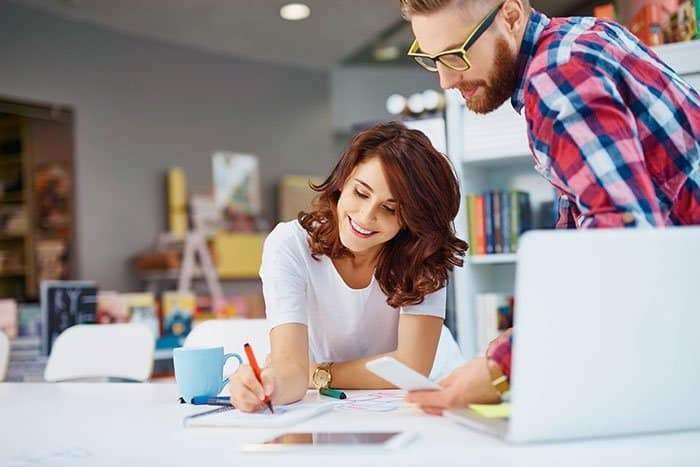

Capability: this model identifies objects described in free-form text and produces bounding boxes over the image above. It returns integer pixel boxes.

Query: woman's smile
[348,215,378,239]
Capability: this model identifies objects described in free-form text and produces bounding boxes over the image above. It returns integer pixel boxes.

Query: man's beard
[463,38,519,114]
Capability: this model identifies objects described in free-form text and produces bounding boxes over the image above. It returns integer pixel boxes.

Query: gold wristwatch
[312,362,333,389]
[487,358,510,396]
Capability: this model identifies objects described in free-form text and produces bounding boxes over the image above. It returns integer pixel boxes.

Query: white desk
[1,383,698,467]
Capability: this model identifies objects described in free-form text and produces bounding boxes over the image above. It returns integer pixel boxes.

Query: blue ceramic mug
[173,346,243,402]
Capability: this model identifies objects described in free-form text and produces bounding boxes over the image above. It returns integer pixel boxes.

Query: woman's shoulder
[264,220,311,255]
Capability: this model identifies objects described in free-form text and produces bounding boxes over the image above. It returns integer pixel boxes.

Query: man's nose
[437,63,462,90]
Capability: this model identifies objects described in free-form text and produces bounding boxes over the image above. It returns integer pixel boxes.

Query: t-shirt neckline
[324,255,376,293]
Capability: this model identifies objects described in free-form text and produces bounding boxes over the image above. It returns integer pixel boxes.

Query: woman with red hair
[229,121,467,411]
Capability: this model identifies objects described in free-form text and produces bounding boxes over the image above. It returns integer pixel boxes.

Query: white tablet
[365,356,441,392]
[242,431,416,453]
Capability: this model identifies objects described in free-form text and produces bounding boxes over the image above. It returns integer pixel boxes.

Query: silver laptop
[447,227,700,443]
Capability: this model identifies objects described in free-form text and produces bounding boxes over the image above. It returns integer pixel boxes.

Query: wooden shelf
[0,193,24,203]
[468,254,517,265]
[0,233,25,240]
[0,270,25,278]
[0,155,22,167]
[462,153,532,168]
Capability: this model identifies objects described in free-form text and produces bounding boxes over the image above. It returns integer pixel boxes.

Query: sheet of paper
[184,401,334,428]
[333,391,406,413]
[468,403,511,419]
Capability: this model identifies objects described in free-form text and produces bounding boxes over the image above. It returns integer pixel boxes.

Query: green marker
[319,387,347,400]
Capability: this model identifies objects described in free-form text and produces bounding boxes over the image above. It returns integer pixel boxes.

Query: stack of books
[466,191,532,255]
[6,303,46,382]
[475,293,514,354]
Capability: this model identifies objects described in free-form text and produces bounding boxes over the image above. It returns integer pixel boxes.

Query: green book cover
[511,191,520,252]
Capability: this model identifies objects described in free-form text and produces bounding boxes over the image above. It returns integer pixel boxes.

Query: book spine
[484,192,494,254]
[474,195,486,255]
[511,191,520,252]
[519,192,532,233]
[493,191,502,254]
[467,195,477,254]
[501,191,511,254]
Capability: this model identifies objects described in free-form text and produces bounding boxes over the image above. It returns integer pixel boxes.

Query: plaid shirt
[489,11,700,378]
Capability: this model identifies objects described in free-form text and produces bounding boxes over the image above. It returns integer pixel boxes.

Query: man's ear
[501,0,527,35]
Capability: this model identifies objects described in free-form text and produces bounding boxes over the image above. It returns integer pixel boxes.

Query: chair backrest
[429,325,464,382]
[44,324,155,382]
[0,331,9,382]
[184,319,269,375]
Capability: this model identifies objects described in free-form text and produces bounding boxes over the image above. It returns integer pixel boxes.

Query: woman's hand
[405,357,500,415]
[228,364,276,412]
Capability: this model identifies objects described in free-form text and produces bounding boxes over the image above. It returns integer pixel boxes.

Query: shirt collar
[510,10,550,113]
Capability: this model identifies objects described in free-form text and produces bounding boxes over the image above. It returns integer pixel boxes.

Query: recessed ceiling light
[280,3,311,21]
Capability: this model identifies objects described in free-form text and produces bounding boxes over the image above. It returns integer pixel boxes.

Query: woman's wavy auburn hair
[298,121,468,308]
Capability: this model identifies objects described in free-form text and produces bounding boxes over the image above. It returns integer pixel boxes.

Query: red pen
[243,343,274,414]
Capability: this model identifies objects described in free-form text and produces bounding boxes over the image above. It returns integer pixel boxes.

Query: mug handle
[220,353,243,389]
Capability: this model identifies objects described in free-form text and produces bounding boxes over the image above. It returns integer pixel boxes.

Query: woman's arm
[228,323,310,411]
[319,314,443,389]
[267,323,309,404]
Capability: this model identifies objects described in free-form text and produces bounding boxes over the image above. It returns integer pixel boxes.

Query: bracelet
[487,358,510,396]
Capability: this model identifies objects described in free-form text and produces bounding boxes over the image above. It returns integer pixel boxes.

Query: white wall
[331,66,442,132]
[0,3,334,291]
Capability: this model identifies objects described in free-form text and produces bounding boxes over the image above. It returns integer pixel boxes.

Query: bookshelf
[0,102,75,300]
[443,94,552,359]
[414,39,700,359]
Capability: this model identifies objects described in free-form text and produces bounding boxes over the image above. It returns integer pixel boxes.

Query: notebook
[183,401,334,428]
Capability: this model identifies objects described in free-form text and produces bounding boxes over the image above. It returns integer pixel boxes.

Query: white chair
[184,319,269,376]
[0,331,9,382]
[429,325,465,382]
[44,324,155,382]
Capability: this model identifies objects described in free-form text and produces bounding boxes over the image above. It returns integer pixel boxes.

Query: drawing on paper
[333,392,405,412]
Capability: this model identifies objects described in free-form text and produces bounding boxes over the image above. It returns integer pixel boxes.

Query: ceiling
[13,0,587,70]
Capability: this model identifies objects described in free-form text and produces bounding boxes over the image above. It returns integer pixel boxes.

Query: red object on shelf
[629,4,666,45]
[594,3,616,20]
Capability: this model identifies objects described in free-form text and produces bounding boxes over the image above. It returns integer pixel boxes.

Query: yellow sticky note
[469,403,511,419]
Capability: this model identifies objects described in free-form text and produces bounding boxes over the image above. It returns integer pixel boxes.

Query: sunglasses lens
[438,54,470,71]
[413,56,438,71]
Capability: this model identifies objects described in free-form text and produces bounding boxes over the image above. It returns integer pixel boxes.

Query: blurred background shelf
[468,254,518,265]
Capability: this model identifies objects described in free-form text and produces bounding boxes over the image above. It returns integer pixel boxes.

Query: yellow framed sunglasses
[408,1,505,72]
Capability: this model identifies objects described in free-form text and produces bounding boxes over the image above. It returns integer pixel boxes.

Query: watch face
[313,369,331,388]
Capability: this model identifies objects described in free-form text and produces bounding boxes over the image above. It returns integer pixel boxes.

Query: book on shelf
[0,299,18,339]
[96,291,130,324]
[123,292,160,338]
[161,291,195,339]
[475,293,514,354]
[40,280,98,355]
[466,191,532,256]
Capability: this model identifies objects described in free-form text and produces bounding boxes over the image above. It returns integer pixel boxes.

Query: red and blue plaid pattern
[489,11,700,379]
[512,11,700,228]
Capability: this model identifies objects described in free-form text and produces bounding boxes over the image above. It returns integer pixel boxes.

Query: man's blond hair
[399,0,453,18]
[399,0,529,19]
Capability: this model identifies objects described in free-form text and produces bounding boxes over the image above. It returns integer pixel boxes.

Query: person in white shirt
[228,121,467,411]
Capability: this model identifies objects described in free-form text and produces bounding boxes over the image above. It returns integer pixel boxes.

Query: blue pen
[190,396,232,406]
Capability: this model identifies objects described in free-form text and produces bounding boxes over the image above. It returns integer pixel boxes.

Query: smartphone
[365,356,441,392]
[242,431,416,452]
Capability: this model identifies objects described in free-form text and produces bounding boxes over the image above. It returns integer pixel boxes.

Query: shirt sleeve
[399,285,446,319]
[259,223,308,329]
[486,328,513,379]
[526,57,667,229]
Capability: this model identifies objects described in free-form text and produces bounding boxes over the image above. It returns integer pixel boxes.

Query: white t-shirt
[260,220,446,363]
